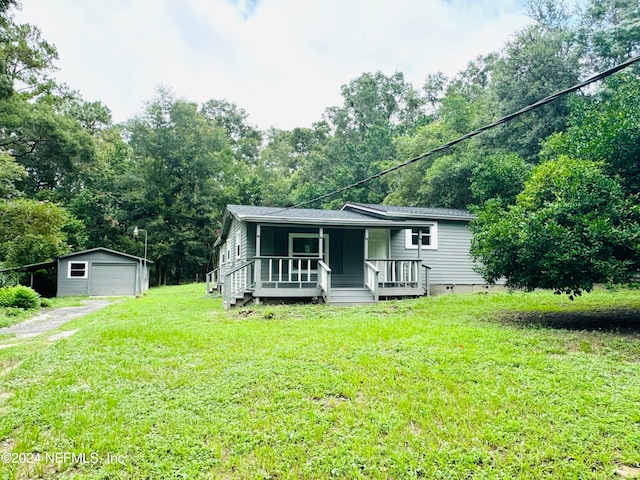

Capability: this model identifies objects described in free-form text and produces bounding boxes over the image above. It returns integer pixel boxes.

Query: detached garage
[57,247,151,297]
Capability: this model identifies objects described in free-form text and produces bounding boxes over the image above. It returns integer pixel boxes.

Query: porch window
[405,225,437,250]
[288,233,329,263]
[68,261,88,279]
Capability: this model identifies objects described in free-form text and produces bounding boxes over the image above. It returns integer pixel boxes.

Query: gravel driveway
[0,300,112,340]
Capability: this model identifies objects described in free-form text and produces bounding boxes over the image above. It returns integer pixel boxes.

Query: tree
[0,151,25,198]
[486,24,580,162]
[578,0,640,72]
[0,20,58,99]
[470,156,640,297]
[0,96,97,197]
[0,199,72,266]
[540,73,640,195]
[291,71,425,208]
[124,88,234,284]
[471,152,531,205]
[200,99,262,165]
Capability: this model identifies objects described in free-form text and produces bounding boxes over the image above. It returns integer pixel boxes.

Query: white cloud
[15,0,530,130]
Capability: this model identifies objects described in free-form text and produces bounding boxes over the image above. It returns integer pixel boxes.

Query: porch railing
[205,266,221,294]
[223,260,255,307]
[254,256,322,289]
[364,261,379,302]
[366,259,429,290]
[318,260,332,303]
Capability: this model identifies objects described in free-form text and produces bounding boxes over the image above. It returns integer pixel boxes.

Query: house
[2,247,151,297]
[209,203,499,309]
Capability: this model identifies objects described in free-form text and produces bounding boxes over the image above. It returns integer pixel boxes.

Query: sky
[16,0,531,131]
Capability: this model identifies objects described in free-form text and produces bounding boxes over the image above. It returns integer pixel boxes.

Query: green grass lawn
[1,285,639,479]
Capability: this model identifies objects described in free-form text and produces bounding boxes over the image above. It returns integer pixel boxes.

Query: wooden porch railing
[318,260,332,304]
[205,266,221,294]
[364,261,379,302]
[223,260,255,307]
[366,259,429,291]
[254,256,322,289]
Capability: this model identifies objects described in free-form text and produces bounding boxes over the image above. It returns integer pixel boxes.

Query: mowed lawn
[1,285,640,479]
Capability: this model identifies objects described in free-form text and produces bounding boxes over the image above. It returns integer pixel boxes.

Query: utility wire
[271,54,640,214]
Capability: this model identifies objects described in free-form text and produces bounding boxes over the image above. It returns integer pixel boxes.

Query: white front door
[368,229,389,259]
[367,229,390,282]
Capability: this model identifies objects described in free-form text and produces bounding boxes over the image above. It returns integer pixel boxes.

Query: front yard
[0,284,639,478]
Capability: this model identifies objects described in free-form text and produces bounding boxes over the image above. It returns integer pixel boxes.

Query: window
[405,225,437,250]
[236,230,242,259]
[68,261,88,279]
[289,233,329,263]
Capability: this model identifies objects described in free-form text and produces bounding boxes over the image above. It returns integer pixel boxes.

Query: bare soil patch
[497,308,640,333]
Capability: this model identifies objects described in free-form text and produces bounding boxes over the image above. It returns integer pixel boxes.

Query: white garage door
[89,263,137,296]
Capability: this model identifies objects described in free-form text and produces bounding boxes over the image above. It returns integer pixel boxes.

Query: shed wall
[57,250,146,297]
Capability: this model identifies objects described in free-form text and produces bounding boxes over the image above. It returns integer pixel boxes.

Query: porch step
[329,288,376,306]
[229,289,254,308]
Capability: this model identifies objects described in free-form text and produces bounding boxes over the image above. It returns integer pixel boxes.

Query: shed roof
[59,247,152,263]
[0,247,152,273]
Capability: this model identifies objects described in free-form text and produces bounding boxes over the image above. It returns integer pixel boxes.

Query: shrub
[10,285,40,309]
[0,285,40,310]
[0,287,11,307]
[39,298,52,308]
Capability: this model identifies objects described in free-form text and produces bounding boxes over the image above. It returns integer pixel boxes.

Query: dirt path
[0,300,112,341]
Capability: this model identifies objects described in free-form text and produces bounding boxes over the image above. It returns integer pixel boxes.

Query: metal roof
[59,247,153,263]
[217,203,473,246]
[342,203,475,221]
[0,247,152,274]
[226,204,374,221]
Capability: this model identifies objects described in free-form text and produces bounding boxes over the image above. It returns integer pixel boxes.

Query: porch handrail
[366,258,427,289]
[364,261,379,302]
[223,260,255,307]
[318,260,332,304]
[205,266,221,294]
[422,262,431,296]
[255,255,322,287]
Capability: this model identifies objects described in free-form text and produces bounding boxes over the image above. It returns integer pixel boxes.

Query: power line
[272,54,640,214]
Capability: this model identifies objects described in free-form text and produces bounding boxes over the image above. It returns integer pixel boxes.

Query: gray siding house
[209,203,499,309]
[57,248,150,297]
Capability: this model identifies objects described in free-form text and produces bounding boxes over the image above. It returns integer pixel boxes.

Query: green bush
[39,298,52,308]
[0,285,40,310]
[0,287,11,307]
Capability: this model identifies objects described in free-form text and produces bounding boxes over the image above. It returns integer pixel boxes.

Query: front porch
[208,256,429,309]
[208,224,431,309]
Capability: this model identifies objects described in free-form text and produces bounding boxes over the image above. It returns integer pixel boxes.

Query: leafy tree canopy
[470,156,640,298]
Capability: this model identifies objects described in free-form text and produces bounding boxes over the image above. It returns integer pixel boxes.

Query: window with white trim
[235,230,242,259]
[405,225,437,250]
[68,261,88,279]
[288,233,329,263]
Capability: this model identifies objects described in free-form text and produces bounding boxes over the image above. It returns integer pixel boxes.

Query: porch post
[255,224,262,292]
[364,229,369,259]
[417,228,423,289]
[364,228,370,286]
